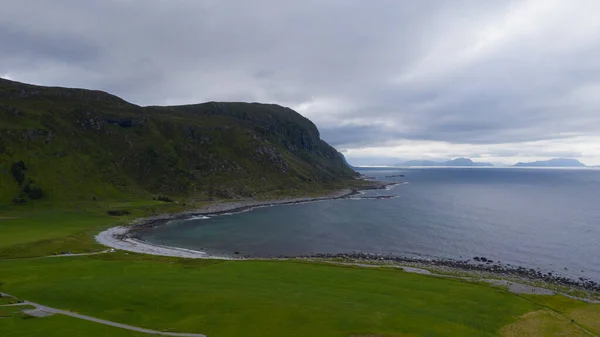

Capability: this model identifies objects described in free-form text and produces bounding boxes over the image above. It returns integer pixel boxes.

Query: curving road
[0,292,205,336]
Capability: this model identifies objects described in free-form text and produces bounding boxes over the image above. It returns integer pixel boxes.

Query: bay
[138,168,600,281]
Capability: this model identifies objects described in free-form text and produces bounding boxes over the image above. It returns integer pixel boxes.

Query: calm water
[139,168,600,280]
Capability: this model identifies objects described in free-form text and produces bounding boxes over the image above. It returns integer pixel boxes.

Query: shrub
[157,195,174,202]
[10,161,26,185]
[23,182,43,199]
[12,195,27,204]
[107,210,130,216]
[27,187,44,199]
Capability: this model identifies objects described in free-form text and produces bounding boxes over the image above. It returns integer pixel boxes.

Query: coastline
[96,226,221,259]
[300,252,600,297]
[95,182,396,260]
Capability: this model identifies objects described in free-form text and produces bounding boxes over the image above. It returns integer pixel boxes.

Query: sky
[2,0,600,166]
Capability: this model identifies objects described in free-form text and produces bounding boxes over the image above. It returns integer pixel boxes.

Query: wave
[184,215,210,221]
[385,182,407,190]
[348,196,400,200]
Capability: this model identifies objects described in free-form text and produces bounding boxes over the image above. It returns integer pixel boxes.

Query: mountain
[513,158,586,167]
[338,152,355,169]
[0,78,358,204]
[401,160,437,166]
[402,158,494,167]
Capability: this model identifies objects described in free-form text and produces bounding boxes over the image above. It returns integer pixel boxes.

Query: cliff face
[0,78,357,203]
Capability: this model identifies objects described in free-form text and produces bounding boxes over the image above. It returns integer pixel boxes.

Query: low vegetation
[502,310,585,336]
[0,254,535,336]
[0,200,181,259]
[1,249,598,337]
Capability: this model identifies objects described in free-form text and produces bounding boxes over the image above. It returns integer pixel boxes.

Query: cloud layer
[2,0,600,165]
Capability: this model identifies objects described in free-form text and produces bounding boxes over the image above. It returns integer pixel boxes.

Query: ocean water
[139,168,600,281]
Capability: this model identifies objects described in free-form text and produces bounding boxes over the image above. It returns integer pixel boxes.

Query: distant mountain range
[401,158,494,167]
[352,157,593,169]
[513,158,586,167]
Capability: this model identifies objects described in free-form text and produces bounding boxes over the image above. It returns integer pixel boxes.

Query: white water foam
[184,215,210,221]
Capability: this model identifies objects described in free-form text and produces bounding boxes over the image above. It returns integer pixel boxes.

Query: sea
[138,168,600,281]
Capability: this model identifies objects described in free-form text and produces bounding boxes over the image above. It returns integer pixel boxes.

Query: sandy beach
[95,226,224,259]
[95,185,395,259]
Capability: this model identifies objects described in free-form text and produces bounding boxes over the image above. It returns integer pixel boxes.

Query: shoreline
[96,182,397,260]
[96,226,227,259]
[95,228,600,300]
[119,180,400,234]
[300,252,600,296]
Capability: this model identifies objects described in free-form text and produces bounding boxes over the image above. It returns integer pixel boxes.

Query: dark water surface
[139,168,600,280]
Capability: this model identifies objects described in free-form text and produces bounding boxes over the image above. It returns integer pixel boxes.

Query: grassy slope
[0,78,359,206]
[1,255,537,337]
[0,201,187,258]
[1,254,598,337]
[501,310,586,336]
[0,296,17,305]
[0,211,119,250]
[519,295,600,334]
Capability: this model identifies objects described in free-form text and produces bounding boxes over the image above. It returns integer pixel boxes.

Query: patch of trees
[10,160,44,204]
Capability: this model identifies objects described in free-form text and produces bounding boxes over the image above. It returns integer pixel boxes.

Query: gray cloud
[2,0,600,164]
[0,24,99,64]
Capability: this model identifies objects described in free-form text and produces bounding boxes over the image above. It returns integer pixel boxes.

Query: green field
[1,208,599,336]
[0,254,539,336]
[0,202,169,258]
[1,253,598,337]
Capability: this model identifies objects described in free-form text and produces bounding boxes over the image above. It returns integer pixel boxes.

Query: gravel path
[321,261,556,295]
[486,279,555,295]
[0,292,206,336]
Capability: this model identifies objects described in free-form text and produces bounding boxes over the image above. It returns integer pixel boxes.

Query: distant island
[401,158,494,167]
[513,158,586,167]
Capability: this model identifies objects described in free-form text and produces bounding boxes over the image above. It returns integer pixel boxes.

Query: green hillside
[0,78,357,205]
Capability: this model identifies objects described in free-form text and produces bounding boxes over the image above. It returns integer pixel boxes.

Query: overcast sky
[2,0,600,165]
